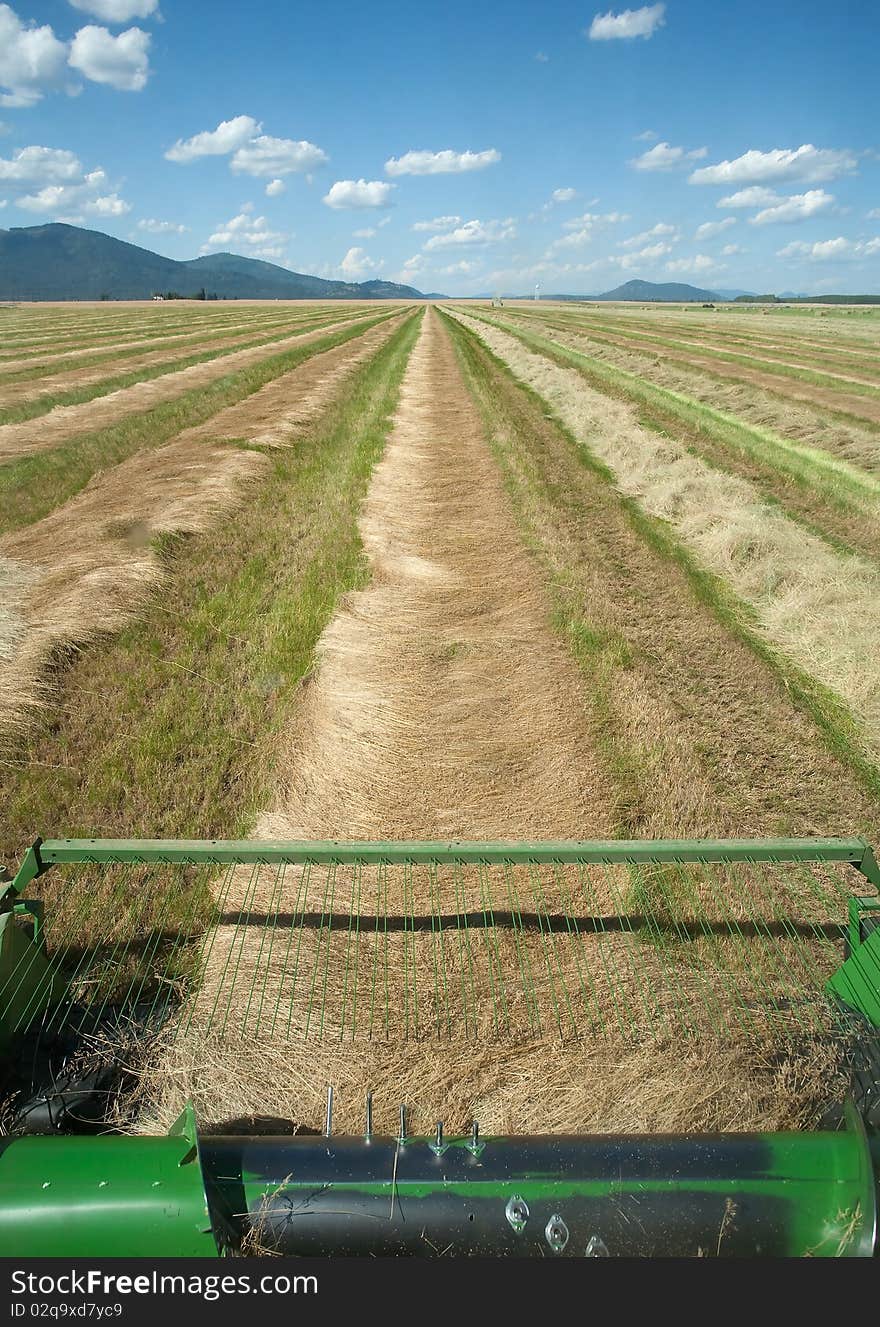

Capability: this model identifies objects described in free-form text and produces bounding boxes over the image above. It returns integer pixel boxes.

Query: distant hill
[0,223,428,301]
[594,279,720,302]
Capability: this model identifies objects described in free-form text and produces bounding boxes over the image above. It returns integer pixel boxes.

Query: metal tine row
[323,1084,481,1148]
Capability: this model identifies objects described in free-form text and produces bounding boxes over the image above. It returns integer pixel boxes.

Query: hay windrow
[450,308,880,767]
[135,309,854,1137]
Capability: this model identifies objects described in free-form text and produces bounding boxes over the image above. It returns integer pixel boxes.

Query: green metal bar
[34,836,873,867]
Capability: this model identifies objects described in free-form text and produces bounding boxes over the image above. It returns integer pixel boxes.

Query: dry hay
[0,311,378,461]
[527,317,880,474]
[0,315,400,738]
[136,309,851,1137]
[452,309,880,766]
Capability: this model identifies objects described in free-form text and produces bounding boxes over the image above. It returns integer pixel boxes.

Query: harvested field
[2,299,877,1157]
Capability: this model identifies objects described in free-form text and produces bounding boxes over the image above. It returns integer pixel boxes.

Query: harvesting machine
[0,835,878,1257]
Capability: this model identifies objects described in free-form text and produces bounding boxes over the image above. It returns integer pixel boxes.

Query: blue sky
[0,0,878,294]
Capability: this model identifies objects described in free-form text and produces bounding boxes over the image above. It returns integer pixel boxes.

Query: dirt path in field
[509,314,880,422]
[0,312,382,461]
[143,308,850,1139]
[0,316,334,405]
[0,315,406,739]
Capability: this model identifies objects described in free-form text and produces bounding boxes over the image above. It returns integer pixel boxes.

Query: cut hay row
[472,311,880,563]
[511,305,880,377]
[515,310,880,472]
[134,307,860,1140]
[449,308,880,770]
[0,310,398,538]
[0,309,372,421]
[0,312,410,743]
[0,307,339,381]
[501,309,880,422]
[0,310,387,462]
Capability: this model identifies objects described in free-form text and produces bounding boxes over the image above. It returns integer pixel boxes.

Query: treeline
[734,294,880,305]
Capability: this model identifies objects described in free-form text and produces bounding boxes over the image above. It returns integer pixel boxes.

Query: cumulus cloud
[384,148,500,176]
[619,221,679,247]
[439,260,482,275]
[552,188,577,203]
[166,117,261,163]
[203,210,288,260]
[137,217,187,234]
[588,4,665,40]
[634,129,658,142]
[721,244,743,256]
[412,215,461,232]
[613,241,672,268]
[750,189,835,225]
[665,254,719,274]
[16,172,130,216]
[423,218,516,250]
[265,178,285,197]
[0,4,69,107]
[68,0,159,19]
[631,141,708,171]
[339,246,381,278]
[717,186,781,209]
[690,144,857,187]
[353,226,376,238]
[0,145,82,183]
[68,24,151,91]
[562,210,628,231]
[777,236,879,261]
[694,217,737,240]
[232,135,327,177]
[323,178,393,209]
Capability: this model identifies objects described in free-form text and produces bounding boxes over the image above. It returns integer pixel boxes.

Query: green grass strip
[0,311,396,536]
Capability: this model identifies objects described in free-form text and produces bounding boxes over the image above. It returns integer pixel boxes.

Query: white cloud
[68,24,151,91]
[562,210,628,231]
[204,211,287,258]
[16,171,130,217]
[634,129,658,142]
[339,246,380,278]
[68,0,159,20]
[384,148,500,176]
[323,178,393,209]
[665,254,720,274]
[619,221,679,247]
[868,208,880,220]
[439,260,481,275]
[137,217,188,234]
[694,217,737,240]
[631,141,708,171]
[721,243,742,256]
[588,5,666,40]
[412,215,461,232]
[552,187,577,203]
[717,186,780,209]
[353,226,376,238]
[777,236,879,261]
[690,144,857,187]
[0,145,81,183]
[166,116,261,163]
[423,218,516,250]
[231,135,327,177]
[614,241,672,268]
[0,4,69,107]
[265,178,285,197]
[750,189,835,226]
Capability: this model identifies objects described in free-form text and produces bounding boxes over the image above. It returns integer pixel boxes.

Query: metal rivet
[505,1195,530,1233]
[545,1214,569,1253]
[585,1234,609,1257]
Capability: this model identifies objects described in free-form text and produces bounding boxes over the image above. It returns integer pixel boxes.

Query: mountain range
[0,223,427,301]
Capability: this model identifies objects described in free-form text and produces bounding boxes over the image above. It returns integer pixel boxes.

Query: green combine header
[1,836,878,1257]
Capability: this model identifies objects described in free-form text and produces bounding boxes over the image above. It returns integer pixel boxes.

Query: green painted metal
[828,916,880,1026]
[0,1104,218,1258]
[32,834,877,869]
[0,909,56,1054]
